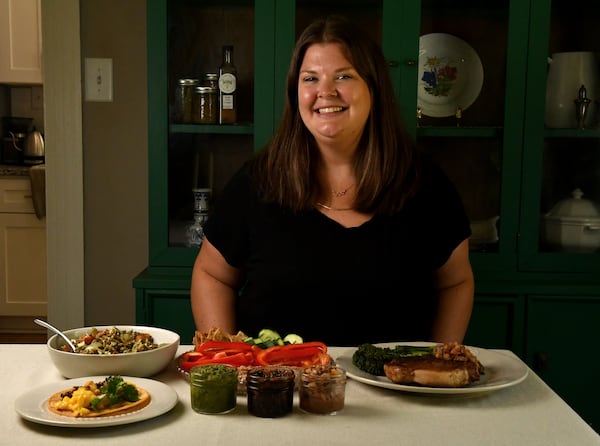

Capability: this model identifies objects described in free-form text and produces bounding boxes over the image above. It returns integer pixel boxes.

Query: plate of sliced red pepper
[177,340,331,374]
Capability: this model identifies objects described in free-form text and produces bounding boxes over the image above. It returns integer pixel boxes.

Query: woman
[191,16,474,346]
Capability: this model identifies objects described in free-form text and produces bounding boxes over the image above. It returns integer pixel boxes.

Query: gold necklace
[331,185,352,198]
[315,202,354,211]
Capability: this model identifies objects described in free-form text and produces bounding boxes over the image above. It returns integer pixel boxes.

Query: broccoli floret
[352,344,392,375]
[352,343,434,376]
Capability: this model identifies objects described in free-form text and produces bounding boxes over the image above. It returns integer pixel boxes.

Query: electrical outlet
[85,58,113,102]
[31,86,44,110]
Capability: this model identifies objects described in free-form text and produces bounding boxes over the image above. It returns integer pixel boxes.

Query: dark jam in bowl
[299,365,346,415]
[246,366,295,418]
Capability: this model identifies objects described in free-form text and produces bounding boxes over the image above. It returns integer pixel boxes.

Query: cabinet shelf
[170,123,254,135]
[544,128,600,139]
[417,126,502,138]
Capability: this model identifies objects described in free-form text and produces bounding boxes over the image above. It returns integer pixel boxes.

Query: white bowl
[47,325,180,378]
[542,189,600,252]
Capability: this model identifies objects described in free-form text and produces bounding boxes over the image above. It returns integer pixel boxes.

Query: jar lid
[195,86,217,93]
[204,73,218,80]
[546,188,600,219]
[178,78,199,85]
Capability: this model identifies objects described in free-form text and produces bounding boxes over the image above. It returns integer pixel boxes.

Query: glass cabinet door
[148,0,260,266]
[279,0,527,272]
[415,0,528,272]
[520,0,600,273]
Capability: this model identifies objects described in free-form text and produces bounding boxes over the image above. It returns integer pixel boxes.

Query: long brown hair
[253,15,421,215]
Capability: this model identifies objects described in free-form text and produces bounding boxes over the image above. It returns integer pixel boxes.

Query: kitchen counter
[4,344,599,446]
[0,164,31,176]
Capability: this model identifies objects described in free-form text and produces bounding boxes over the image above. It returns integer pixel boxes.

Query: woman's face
[298,42,371,151]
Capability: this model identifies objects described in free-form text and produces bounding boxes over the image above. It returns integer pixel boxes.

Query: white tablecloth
[3,345,599,446]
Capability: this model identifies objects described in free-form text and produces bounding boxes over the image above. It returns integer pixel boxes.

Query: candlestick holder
[186,188,212,248]
[574,84,591,129]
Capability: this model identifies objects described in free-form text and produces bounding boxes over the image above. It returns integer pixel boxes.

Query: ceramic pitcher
[545,51,599,128]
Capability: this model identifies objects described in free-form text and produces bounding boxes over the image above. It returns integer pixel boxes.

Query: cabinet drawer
[0,212,47,316]
[0,178,34,213]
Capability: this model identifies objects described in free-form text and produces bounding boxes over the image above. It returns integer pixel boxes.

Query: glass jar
[246,366,295,418]
[203,73,218,89]
[174,78,199,123]
[299,365,346,415]
[190,364,238,414]
[185,214,207,248]
[193,86,218,124]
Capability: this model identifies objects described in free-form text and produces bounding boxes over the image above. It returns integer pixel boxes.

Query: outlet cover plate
[85,58,113,102]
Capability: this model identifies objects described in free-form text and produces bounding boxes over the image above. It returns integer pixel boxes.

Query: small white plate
[336,342,528,395]
[14,376,178,427]
[418,33,484,117]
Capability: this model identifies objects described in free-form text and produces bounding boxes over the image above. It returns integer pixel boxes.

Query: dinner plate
[14,376,178,427]
[418,33,484,117]
[336,342,528,395]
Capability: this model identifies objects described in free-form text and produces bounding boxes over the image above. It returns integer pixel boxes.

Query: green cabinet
[135,0,600,431]
[526,295,600,430]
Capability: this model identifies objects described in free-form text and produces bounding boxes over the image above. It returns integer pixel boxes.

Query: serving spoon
[34,318,76,352]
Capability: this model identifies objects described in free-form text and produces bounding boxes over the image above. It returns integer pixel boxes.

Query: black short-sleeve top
[203,158,471,346]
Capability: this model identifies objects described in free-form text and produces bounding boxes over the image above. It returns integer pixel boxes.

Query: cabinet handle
[387,60,416,68]
[533,352,549,373]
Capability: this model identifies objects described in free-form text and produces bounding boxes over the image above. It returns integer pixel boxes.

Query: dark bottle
[218,45,237,124]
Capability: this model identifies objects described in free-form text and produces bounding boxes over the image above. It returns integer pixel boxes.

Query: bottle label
[222,95,234,110]
[219,73,236,94]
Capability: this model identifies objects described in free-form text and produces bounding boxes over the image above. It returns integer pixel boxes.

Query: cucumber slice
[283,334,303,344]
[258,328,281,341]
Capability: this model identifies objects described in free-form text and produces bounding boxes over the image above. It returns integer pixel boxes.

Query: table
[3,344,599,446]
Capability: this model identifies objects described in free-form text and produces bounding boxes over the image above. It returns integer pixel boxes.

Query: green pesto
[190,365,238,414]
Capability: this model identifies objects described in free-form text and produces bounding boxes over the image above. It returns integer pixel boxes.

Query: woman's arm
[430,239,474,343]
[190,238,243,333]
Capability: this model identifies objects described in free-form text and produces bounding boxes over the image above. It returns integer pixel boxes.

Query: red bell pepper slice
[179,351,205,371]
[180,340,257,371]
[194,340,254,354]
[179,350,254,371]
[255,342,329,367]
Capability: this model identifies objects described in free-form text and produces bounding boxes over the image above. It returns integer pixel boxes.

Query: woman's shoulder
[401,154,465,216]
[223,160,258,190]
[416,154,456,192]
[211,160,262,213]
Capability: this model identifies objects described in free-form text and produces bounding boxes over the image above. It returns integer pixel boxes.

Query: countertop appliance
[1,116,33,165]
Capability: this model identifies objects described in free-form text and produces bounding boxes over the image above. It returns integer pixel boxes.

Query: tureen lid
[546,188,600,219]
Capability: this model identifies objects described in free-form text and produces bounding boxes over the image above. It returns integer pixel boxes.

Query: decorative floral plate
[418,33,484,118]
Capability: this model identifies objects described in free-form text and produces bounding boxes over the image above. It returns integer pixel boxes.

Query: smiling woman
[191,15,474,347]
[297,42,372,153]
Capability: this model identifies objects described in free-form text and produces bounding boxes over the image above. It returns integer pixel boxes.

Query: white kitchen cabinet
[0,0,43,84]
[0,176,46,316]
